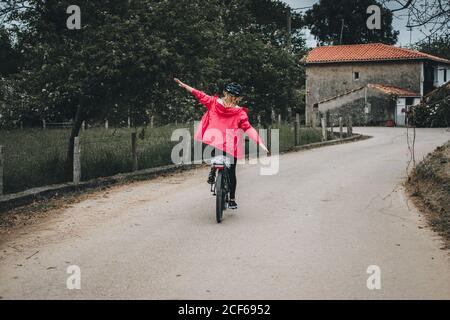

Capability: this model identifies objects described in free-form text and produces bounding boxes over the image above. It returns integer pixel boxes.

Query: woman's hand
[174,78,185,87]
[261,144,270,155]
[174,78,194,93]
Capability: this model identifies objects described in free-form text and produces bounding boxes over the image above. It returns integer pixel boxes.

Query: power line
[291,6,313,11]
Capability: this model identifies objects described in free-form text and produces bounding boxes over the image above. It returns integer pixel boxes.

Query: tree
[218,31,304,125]
[0,27,21,76]
[3,0,149,172]
[246,0,305,54]
[415,35,450,60]
[1,0,307,170]
[206,0,306,125]
[304,0,399,45]
[380,0,449,39]
[2,0,226,175]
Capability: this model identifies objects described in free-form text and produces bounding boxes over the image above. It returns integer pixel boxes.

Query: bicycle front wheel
[215,170,225,223]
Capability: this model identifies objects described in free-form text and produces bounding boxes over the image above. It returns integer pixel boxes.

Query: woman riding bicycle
[174,78,269,209]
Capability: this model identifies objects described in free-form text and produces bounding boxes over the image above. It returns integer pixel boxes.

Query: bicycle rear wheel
[215,170,225,223]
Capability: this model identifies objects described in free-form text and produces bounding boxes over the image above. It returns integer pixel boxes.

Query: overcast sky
[282,0,425,48]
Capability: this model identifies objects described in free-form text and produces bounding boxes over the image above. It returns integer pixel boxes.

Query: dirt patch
[0,168,198,238]
[0,186,112,238]
[406,140,450,249]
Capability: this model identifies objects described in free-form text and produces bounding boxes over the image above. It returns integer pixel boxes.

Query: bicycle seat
[210,155,231,168]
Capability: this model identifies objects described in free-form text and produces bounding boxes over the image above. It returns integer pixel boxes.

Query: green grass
[272,122,325,151]
[0,123,324,195]
[0,128,70,194]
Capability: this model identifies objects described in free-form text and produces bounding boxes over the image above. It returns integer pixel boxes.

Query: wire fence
[0,118,349,196]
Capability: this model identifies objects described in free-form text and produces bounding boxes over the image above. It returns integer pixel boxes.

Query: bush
[410,102,450,128]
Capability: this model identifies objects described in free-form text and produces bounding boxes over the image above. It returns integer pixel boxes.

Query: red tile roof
[368,84,420,97]
[305,43,450,65]
[318,83,420,104]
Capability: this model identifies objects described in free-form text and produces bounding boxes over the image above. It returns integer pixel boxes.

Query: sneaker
[228,200,238,209]
[207,168,216,184]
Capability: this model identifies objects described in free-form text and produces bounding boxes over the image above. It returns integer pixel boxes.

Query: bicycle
[209,155,232,223]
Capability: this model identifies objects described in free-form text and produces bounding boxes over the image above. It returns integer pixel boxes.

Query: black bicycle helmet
[224,82,243,97]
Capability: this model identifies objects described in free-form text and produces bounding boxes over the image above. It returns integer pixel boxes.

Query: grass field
[0,123,324,194]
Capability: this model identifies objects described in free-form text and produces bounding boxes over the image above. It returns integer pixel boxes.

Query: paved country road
[1,127,449,299]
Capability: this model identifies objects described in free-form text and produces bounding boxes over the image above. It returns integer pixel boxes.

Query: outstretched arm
[174,78,195,93]
[239,114,270,154]
[174,78,214,109]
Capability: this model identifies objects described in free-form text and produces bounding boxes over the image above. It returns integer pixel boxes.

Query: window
[405,97,415,106]
[353,72,360,80]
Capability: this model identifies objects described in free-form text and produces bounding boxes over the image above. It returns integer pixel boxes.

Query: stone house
[304,43,450,126]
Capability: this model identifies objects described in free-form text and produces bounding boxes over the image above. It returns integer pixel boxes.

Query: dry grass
[406,141,450,249]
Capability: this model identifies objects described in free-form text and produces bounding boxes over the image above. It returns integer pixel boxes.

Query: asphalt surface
[1,127,449,299]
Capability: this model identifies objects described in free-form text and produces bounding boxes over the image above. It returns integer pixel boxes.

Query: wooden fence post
[150,116,154,129]
[321,117,327,141]
[339,117,343,139]
[347,116,353,137]
[82,121,86,131]
[294,113,300,146]
[42,119,46,129]
[278,114,281,126]
[127,116,131,129]
[131,132,138,172]
[350,117,353,136]
[105,120,109,130]
[312,108,318,128]
[267,126,272,152]
[73,137,81,185]
[0,145,4,195]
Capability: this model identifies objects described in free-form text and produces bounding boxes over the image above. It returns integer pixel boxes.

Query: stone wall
[306,60,422,125]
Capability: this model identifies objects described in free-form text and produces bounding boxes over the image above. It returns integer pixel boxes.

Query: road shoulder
[406,141,450,249]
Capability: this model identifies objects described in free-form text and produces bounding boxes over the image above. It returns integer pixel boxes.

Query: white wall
[395,97,420,126]
[433,65,450,87]
[396,98,406,126]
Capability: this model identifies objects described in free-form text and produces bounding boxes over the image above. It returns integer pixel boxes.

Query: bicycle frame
[210,165,230,200]
[209,154,232,223]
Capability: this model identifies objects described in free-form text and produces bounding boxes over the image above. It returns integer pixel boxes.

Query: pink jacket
[192,89,263,159]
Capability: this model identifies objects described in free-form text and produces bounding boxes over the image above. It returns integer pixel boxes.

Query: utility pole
[339,19,345,44]
[407,11,413,47]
